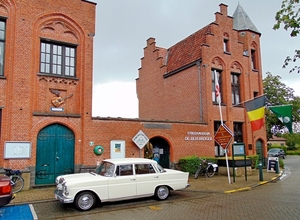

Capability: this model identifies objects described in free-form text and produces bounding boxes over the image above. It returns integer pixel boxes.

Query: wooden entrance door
[35,124,74,185]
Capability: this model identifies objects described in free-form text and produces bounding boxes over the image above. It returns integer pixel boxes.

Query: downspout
[196,61,203,122]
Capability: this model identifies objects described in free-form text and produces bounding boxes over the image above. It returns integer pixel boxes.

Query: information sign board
[267,157,279,173]
[132,130,149,149]
[214,124,234,149]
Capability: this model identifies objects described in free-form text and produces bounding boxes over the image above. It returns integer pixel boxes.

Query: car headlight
[63,184,69,196]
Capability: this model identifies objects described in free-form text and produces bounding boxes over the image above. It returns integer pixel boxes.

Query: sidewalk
[9,168,282,205]
[186,168,282,193]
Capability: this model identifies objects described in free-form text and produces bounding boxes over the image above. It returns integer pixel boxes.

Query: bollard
[258,162,263,181]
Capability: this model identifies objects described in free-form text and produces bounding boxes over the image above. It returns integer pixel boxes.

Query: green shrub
[279,158,284,169]
[178,156,217,174]
[178,155,198,174]
[287,150,300,155]
[247,155,258,169]
[287,145,297,151]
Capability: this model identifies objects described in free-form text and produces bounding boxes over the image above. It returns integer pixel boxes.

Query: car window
[115,165,133,176]
[96,162,115,177]
[135,164,156,175]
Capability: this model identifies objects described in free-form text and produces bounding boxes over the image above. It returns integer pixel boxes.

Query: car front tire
[155,185,169,200]
[75,191,96,211]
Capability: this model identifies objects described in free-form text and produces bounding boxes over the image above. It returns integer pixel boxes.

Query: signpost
[214,124,234,149]
[132,130,149,157]
[214,124,234,184]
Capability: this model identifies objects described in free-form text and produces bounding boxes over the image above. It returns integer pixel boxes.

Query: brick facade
[137,4,267,157]
[0,1,267,187]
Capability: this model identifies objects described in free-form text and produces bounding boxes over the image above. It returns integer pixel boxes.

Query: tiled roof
[165,25,211,73]
[232,3,260,34]
[164,3,259,74]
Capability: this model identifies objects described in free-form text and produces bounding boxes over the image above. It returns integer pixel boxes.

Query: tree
[282,132,300,149]
[263,72,300,139]
[273,0,300,73]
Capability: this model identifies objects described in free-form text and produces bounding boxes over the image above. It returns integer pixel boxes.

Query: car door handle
[130,178,136,181]
[154,176,159,178]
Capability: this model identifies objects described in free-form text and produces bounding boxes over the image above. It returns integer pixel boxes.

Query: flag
[269,105,293,134]
[244,95,266,131]
[214,70,221,104]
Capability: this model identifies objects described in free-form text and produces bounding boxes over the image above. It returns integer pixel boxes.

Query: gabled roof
[164,3,259,74]
[166,25,211,73]
[232,3,260,34]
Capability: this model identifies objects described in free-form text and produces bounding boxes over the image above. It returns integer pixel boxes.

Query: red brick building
[0,1,267,187]
[137,3,266,159]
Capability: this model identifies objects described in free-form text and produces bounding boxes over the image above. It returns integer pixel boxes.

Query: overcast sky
[92,0,300,118]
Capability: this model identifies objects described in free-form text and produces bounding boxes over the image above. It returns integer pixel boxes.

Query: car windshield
[269,149,279,153]
[95,161,115,177]
[156,163,166,173]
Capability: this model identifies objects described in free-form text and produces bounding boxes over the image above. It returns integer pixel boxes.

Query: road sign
[132,130,149,149]
[214,124,234,149]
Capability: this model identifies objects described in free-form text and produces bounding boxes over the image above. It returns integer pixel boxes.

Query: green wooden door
[36,124,74,185]
[256,139,264,167]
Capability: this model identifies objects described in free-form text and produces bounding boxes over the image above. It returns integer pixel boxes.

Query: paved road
[30,156,300,220]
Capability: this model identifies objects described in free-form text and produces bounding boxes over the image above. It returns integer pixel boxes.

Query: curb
[224,171,283,194]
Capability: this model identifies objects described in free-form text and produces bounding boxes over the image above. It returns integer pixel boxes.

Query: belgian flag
[244,95,266,131]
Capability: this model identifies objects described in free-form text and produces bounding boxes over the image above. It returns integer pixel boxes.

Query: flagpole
[231,94,266,107]
[214,70,231,184]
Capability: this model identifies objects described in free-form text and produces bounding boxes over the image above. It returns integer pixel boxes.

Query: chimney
[219,3,228,16]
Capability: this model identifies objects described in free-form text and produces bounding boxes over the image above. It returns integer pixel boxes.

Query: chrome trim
[54,189,74,203]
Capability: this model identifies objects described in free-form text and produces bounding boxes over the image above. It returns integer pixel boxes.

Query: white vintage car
[54,158,189,211]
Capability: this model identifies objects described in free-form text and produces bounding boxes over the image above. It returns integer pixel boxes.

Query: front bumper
[54,189,74,203]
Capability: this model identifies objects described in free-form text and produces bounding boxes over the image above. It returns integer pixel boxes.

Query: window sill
[37,73,79,81]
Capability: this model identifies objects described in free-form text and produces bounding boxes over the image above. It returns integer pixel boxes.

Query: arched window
[212,69,222,104]
[250,42,258,70]
[223,33,230,53]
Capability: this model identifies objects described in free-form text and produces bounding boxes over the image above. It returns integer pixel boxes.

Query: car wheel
[155,185,169,200]
[75,191,96,211]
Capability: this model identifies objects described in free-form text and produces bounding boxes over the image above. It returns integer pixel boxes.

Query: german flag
[244,95,266,131]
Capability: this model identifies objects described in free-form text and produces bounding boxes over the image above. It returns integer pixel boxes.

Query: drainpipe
[196,61,203,122]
